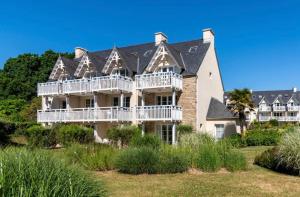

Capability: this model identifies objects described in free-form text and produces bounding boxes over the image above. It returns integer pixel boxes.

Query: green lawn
[95,146,300,197]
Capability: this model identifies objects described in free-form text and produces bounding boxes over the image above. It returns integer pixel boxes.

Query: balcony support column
[141,91,145,107]
[66,96,70,110]
[142,122,145,136]
[172,89,176,106]
[93,93,99,108]
[172,122,176,145]
[120,92,124,108]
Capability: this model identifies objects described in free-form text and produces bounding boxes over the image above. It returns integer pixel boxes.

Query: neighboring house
[224,88,300,123]
[37,28,238,144]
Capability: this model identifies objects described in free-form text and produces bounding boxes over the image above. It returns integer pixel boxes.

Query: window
[157,125,173,144]
[209,72,212,79]
[62,101,67,109]
[112,68,128,77]
[85,99,94,108]
[159,66,173,73]
[113,97,119,106]
[124,96,130,108]
[112,96,130,107]
[290,112,296,117]
[215,124,225,140]
[156,96,172,105]
[273,112,283,117]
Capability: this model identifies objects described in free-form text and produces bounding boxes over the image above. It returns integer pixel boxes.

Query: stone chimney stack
[202,28,215,44]
[155,32,168,46]
[75,47,87,59]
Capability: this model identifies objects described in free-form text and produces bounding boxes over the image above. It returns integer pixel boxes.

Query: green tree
[0,50,73,101]
[20,97,42,122]
[227,88,254,136]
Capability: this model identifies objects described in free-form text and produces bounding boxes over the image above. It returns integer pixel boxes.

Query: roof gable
[207,98,237,120]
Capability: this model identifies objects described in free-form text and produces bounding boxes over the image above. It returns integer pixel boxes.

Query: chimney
[202,28,215,43]
[75,47,87,58]
[250,89,253,94]
[155,32,168,46]
[293,87,297,93]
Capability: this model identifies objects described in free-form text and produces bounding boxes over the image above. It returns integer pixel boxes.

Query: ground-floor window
[156,124,174,144]
[273,112,283,117]
[215,124,225,139]
[289,112,297,117]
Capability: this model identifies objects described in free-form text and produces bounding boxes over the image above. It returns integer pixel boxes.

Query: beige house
[37,28,238,144]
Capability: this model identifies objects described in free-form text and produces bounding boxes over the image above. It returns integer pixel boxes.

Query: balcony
[286,116,300,121]
[259,116,271,121]
[288,106,300,111]
[37,107,132,123]
[136,105,182,121]
[37,81,62,96]
[258,106,272,112]
[135,72,182,92]
[273,106,286,111]
[37,75,133,96]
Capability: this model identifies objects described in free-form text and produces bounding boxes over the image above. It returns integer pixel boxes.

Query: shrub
[26,125,56,147]
[179,133,214,149]
[0,148,105,196]
[56,124,94,145]
[224,134,246,148]
[65,143,118,171]
[245,129,281,146]
[195,144,222,172]
[177,124,193,135]
[107,125,140,147]
[130,134,161,149]
[269,119,279,127]
[158,146,188,173]
[224,150,247,172]
[277,129,300,175]
[254,147,280,170]
[115,147,159,174]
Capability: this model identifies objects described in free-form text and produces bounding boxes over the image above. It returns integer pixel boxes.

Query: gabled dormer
[287,95,299,107]
[272,96,284,107]
[102,47,136,77]
[74,52,99,78]
[145,42,184,74]
[49,56,76,81]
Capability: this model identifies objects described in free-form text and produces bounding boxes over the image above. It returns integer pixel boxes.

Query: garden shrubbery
[26,125,57,147]
[0,148,105,197]
[56,124,94,145]
[65,143,118,171]
[130,134,161,149]
[107,125,140,147]
[255,128,300,176]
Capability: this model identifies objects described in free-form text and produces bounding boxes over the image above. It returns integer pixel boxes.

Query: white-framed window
[85,99,94,108]
[112,96,130,107]
[215,124,225,140]
[156,95,172,105]
[156,124,173,144]
[289,112,296,117]
[112,68,128,77]
[273,112,283,117]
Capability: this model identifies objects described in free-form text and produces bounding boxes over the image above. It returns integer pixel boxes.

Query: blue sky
[0,0,300,91]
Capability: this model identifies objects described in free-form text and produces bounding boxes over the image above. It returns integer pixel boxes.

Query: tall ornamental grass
[0,148,106,197]
[278,129,300,175]
[65,143,118,171]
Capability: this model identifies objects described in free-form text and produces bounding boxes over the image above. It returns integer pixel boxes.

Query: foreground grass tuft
[0,147,106,197]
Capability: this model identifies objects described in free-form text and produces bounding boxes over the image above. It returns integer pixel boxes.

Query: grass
[96,146,300,197]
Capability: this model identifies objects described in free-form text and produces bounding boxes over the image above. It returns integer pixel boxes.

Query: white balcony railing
[288,106,300,111]
[258,106,272,112]
[135,72,183,91]
[63,79,91,94]
[136,105,182,121]
[37,107,132,123]
[91,75,132,93]
[273,106,286,111]
[37,82,62,96]
[259,115,300,122]
[259,116,271,121]
[38,75,133,96]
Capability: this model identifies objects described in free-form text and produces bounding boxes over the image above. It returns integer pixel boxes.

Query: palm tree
[227,88,254,136]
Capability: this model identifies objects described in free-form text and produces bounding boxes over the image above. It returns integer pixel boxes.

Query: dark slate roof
[50,38,211,79]
[60,57,79,78]
[224,89,300,106]
[207,98,237,120]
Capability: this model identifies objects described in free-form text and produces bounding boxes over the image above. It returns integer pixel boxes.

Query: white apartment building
[37,28,238,144]
[225,88,300,123]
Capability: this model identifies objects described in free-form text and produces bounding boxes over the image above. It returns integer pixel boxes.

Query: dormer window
[158,66,174,73]
[112,68,128,77]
